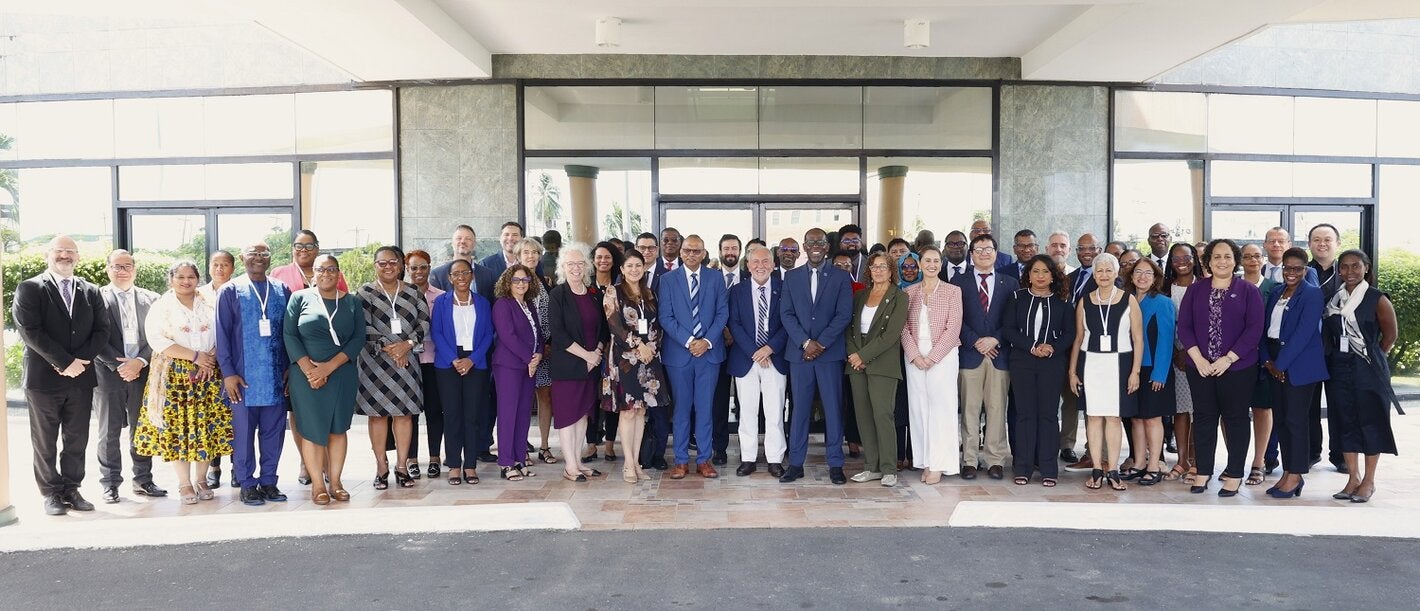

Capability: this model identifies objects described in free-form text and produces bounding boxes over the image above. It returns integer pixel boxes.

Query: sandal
[463,471,480,485]
[373,471,389,491]
[1013,475,1030,486]
[195,482,215,501]
[1107,470,1127,491]
[517,463,537,478]
[1246,467,1265,486]
[1085,469,1104,490]
[179,485,198,505]
[1041,477,1058,488]
[583,448,599,462]
[407,461,422,480]
[562,470,587,482]
[448,472,462,486]
[538,447,559,464]
[1163,464,1188,481]
[1120,468,1145,481]
[395,468,415,489]
[580,468,603,477]
[1138,471,1164,486]
[501,467,524,482]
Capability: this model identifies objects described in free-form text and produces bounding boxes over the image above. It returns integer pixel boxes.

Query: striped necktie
[978,274,991,313]
[689,270,702,339]
[756,285,768,347]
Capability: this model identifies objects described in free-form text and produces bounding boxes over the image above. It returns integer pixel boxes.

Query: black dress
[1076,295,1139,418]
[1322,287,1399,455]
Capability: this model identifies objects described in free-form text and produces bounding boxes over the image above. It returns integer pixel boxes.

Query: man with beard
[711,234,745,465]
[431,225,497,301]
[1046,231,1074,274]
[837,223,867,281]
[481,221,524,276]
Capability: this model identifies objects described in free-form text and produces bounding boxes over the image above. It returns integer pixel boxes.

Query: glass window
[1380,165,1420,260]
[759,86,862,149]
[662,207,754,251]
[1111,160,1199,250]
[864,87,992,150]
[1377,100,1420,158]
[119,163,293,201]
[524,86,654,150]
[659,157,757,195]
[654,86,757,150]
[114,97,206,158]
[1211,161,1371,198]
[759,157,858,194]
[1292,162,1372,198]
[1294,97,1376,157]
[1114,90,1207,153]
[1207,94,1293,155]
[217,211,292,263]
[296,90,394,154]
[128,212,206,263]
[523,157,652,240]
[0,104,18,162]
[4,167,113,256]
[300,159,396,250]
[15,100,116,160]
[1209,209,1282,246]
[1294,209,1363,252]
[866,157,992,245]
[204,94,296,156]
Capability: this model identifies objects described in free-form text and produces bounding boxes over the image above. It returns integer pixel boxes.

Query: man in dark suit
[94,249,166,503]
[431,224,498,301]
[779,227,854,484]
[939,230,971,281]
[727,245,789,477]
[647,227,683,290]
[480,221,525,277]
[658,235,729,479]
[1000,229,1038,281]
[13,235,111,515]
[710,233,745,465]
[950,233,1018,480]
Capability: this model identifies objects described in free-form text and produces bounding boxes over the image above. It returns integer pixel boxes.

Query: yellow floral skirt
[134,358,233,462]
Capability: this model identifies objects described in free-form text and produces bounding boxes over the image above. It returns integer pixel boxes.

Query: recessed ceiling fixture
[596,17,622,48]
[904,18,929,49]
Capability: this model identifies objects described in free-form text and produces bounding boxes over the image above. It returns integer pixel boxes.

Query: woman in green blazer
[846,251,910,487]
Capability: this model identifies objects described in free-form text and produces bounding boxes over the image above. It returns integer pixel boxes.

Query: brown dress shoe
[668,463,690,479]
[987,465,1005,480]
[697,462,719,479]
[961,465,978,480]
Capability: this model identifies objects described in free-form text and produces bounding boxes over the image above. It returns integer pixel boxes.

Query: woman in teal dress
[284,254,364,505]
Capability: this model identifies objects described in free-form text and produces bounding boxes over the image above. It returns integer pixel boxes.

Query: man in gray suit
[94,249,166,503]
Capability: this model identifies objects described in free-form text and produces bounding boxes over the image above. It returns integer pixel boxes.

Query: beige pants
[959,362,1010,468]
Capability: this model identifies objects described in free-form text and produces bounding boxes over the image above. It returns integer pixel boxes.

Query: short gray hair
[1092,252,1119,273]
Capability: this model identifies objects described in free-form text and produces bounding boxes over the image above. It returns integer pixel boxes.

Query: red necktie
[978,273,991,313]
[665,260,673,271]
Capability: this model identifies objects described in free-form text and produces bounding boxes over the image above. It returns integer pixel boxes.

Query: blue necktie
[756,285,768,347]
[689,271,702,339]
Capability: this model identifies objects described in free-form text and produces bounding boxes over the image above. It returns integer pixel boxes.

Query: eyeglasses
[1149,233,1170,239]
[944,241,967,248]
[108,264,135,272]
[1014,243,1037,250]
[375,260,402,268]
[972,247,996,254]
[313,266,340,275]
[661,237,682,243]
[1132,268,1155,276]
[840,238,862,246]
[449,271,473,279]
[407,264,431,272]
[1241,253,1264,260]
[681,248,704,256]
[1282,265,1308,273]
[779,247,800,254]
[510,277,532,284]
[292,243,320,251]
[803,240,828,247]
[868,264,890,271]
[244,251,272,259]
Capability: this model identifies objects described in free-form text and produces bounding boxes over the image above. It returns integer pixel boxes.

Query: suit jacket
[547,283,611,380]
[780,263,854,363]
[430,259,498,302]
[902,280,964,367]
[937,260,971,283]
[429,290,494,370]
[490,296,542,371]
[646,257,681,292]
[999,260,1031,282]
[845,284,909,380]
[13,272,111,391]
[727,276,788,377]
[95,284,159,389]
[950,268,1018,370]
[657,265,729,367]
[1001,289,1075,360]
[1263,281,1329,387]
[993,251,1014,272]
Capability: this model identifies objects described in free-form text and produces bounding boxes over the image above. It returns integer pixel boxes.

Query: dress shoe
[1059,449,1079,463]
[230,475,239,488]
[1263,457,1279,475]
[102,486,120,504]
[736,462,757,477]
[767,463,785,478]
[881,474,899,487]
[63,491,95,512]
[712,451,728,466]
[477,452,498,463]
[44,494,67,516]
[206,469,222,489]
[961,466,978,480]
[987,465,1005,480]
[850,470,883,483]
[779,465,805,483]
[652,457,670,471]
[133,482,168,497]
[1165,440,1178,454]
[240,486,265,506]
[829,467,846,485]
[668,463,690,479]
[1331,460,1350,474]
[258,485,288,502]
[697,462,719,479]
[1063,457,1095,472]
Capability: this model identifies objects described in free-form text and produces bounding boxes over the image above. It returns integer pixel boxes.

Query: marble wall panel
[491,54,1019,80]
[998,85,1109,247]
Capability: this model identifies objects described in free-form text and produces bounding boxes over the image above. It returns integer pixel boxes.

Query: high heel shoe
[195,482,215,501]
[635,465,650,481]
[394,468,415,488]
[179,485,198,505]
[1350,485,1375,503]
[1189,477,1210,494]
[623,467,637,484]
[373,471,390,491]
[1267,478,1304,499]
[1218,476,1243,498]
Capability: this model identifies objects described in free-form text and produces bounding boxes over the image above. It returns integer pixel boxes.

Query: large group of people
[12,217,1403,515]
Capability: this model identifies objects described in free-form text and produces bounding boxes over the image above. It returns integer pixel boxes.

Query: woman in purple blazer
[491,264,543,481]
[1176,238,1264,497]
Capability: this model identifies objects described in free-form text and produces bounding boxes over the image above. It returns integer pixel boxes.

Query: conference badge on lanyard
[321,295,342,347]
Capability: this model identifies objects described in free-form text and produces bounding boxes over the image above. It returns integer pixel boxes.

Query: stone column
[877,165,908,245]
[0,248,14,527]
[1188,159,1205,240]
[565,165,599,246]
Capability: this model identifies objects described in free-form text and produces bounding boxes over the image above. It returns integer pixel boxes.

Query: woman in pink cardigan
[901,246,964,484]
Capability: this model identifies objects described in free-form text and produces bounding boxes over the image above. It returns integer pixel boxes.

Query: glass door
[1208,204,1370,254]
[659,201,857,255]
[124,206,295,271]
[126,209,208,266]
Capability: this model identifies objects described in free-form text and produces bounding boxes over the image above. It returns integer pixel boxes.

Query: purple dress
[551,290,602,429]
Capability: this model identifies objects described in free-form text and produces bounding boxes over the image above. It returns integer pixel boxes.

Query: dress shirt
[974,268,997,303]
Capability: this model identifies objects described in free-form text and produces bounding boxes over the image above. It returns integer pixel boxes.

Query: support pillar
[565,165,599,246]
[877,165,908,246]
[0,247,15,527]
[1188,159,1205,241]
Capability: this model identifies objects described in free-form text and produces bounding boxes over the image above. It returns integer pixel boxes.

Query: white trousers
[906,348,961,474]
[736,363,787,463]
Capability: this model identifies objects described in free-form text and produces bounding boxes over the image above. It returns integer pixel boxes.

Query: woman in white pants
[901,246,964,484]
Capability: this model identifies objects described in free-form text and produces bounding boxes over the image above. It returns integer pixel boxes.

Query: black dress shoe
[987,465,1005,480]
[44,494,67,516]
[767,463,785,478]
[133,482,168,497]
[829,467,847,485]
[652,457,669,471]
[297,473,313,486]
[1164,440,1178,454]
[1263,457,1279,475]
[735,462,757,477]
[206,469,222,489]
[478,451,498,463]
[231,475,239,488]
[712,452,728,466]
[240,486,266,506]
[961,465,979,480]
[63,491,95,512]
[1060,449,1079,463]
[258,485,288,502]
[102,486,120,504]
[1331,460,1349,474]
[779,465,805,483]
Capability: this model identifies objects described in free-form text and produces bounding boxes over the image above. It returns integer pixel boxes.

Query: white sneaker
[881,474,898,487]
[849,470,882,483]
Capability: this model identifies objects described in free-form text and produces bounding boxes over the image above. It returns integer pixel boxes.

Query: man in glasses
[14,235,111,515]
[950,233,1017,480]
[659,235,730,479]
[1001,229,1038,281]
[969,219,1016,271]
[1146,223,1171,271]
[94,249,165,504]
[431,224,497,301]
[836,223,867,281]
[775,237,800,282]
[216,241,292,506]
[269,229,348,292]
[938,230,970,281]
[648,227,684,292]
[1061,233,1109,468]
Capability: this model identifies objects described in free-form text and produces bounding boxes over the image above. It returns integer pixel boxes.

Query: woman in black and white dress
[1069,253,1144,492]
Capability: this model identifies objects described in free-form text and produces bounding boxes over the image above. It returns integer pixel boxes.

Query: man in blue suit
[727,245,789,477]
[951,233,1018,480]
[657,234,729,479]
[779,228,854,484]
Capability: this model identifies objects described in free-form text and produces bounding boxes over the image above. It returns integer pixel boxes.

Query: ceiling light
[904,18,929,49]
[596,17,622,48]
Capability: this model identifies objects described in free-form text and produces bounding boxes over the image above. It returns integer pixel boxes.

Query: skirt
[1135,365,1175,419]
[1078,350,1138,418]
[1172,365,1194,414]
[134,359,233,462]
[551,378,596,429]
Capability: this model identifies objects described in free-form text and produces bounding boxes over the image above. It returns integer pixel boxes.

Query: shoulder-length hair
[1130,256,1166,298]
[863,251,894,289]
[494,264,540,301]
[1021,254,1069,301]
[556,242,593,287]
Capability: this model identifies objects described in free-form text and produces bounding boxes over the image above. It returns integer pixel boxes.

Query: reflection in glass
[662,208,754,257]
[204,94,296,156]
[867,157,991,244]
[3,167,113,255]
[654,87,757,150]
[1114,90,1207,153]
[301,160,395,249]
[759,86,862,149]
[524,86,654,150]
[115,97,206,158]
[1111,160,1199,250]
[1208,94,1293,155]
[764,207,853,254]
[864,87,991,150]
[1294,97,1376,157]
[1294,209,1362,252]
[296,90,395,154]
[523,158,652,240]
[16,100,116,160]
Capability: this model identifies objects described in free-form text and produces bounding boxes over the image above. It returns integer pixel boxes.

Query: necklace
[453,291,472,306]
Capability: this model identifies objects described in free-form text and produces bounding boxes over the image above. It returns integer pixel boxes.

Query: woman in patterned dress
[1164,242,1201,482]
[516,237,559,465]
[602,249,669,483]
[134,261,231,505]
[356,246,430,489]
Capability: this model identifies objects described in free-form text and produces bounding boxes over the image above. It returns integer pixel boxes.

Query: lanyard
[319,293,342,346]
[380,282,403,336]
[1096,284,1117,338]
[253,280,271,321]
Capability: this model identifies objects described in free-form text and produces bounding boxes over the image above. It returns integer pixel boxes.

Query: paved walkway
[3,399,1416,549]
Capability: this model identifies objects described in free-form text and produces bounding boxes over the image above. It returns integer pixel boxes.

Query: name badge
[1099,335,1113,352]
[122,325,138,346]
[258,318,272,337]
[390,317,403,335]
[330,328,342,347]
[637,318,648,335]
[1339,337,1349,353]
